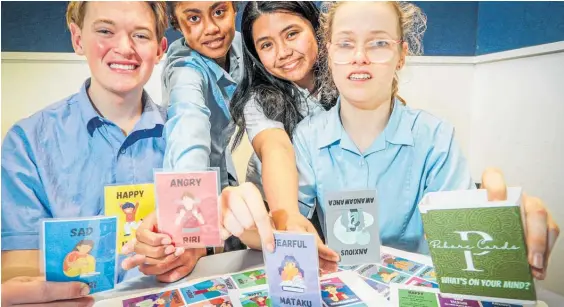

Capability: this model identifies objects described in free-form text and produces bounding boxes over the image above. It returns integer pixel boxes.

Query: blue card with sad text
[263,232,322,307]
[41,216,118,294]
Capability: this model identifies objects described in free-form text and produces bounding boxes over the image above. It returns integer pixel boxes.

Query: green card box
[419,187,536,304]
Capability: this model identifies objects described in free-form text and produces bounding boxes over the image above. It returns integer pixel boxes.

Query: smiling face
[69,2,166,96]
[173,1,236,62]
[327,2,407,109]
[252,11,318,90]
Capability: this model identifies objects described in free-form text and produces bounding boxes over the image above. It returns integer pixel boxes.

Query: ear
[397,41,408,70]
[157,37,168,62]
[69,23,85,56]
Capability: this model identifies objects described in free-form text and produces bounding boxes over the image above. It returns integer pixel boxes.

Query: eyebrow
[254,24,300,45]
[183,1,227,15]
[92,19,115,26]
[335,30,391,36]
[93,19,153,32]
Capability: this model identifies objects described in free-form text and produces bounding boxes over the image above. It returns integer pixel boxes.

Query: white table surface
[93,249,563,306]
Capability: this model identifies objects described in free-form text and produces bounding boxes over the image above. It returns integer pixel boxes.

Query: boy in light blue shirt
[1,1,171,305]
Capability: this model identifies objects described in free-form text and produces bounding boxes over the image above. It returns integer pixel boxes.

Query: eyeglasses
[329,39,403,65]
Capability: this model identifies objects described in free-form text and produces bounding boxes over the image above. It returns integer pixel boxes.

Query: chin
[103,81,142,95]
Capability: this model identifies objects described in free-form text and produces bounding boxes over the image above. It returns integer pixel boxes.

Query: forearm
[164,108,211,170]
[261,144,300,215]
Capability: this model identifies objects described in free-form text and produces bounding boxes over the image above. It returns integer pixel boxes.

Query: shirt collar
[78,78,165,136]
[184,32,243,85]
[317,97,414,150]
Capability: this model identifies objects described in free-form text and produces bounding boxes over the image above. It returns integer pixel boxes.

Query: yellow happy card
[104,183,155,253]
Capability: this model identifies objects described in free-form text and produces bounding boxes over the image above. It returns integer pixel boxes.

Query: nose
[113,33,135,57]
[277,42,293,61]
[351,46,370,66]
[203,18,220,36]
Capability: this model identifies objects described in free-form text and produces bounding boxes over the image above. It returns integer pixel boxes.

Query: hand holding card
[120,212,205,283]
[41,216,118,294]
[271,210,340,273]
[155,169,222,248]
[263,232,323,307]
[220,182,276,252]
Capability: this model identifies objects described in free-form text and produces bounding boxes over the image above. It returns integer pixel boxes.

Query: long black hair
[230,1,334,150]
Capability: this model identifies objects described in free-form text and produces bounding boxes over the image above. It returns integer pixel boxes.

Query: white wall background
[2,42,564,295]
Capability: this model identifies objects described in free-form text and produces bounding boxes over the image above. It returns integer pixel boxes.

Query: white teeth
[349,73,371,80]
[110,63,136,70]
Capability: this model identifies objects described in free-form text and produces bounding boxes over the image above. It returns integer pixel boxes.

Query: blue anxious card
[41,216,118,294]
[263,232,322,307]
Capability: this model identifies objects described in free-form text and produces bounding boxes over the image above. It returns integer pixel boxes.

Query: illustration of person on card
[322,284,349,302]
[194,284,226,295]
[376,271,399,283]
[131,297,165,307]
[382,257,411,272]
[249,296,269,307]
[175,191,205,233]
[334,209,374,245]
[62,240,97,277]
[278,255,306,293]
[121,201,140,236]
[206,298,233,307]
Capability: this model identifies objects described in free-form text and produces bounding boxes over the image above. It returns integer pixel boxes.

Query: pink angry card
[155,170,222,247]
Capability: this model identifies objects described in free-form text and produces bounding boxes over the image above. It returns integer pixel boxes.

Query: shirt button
[120,148,126,154]
[359,160,365,166]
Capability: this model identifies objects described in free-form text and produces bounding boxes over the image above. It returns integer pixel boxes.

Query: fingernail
[80,284,90,296]
[267,243,275,253]
[162,237,171,245]
[533,253,544,269]
[174,247,185,256]
[165,245,175,255]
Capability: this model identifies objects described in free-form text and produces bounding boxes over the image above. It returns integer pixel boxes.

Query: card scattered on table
[180,277,236,304]
[229,285,271,307]
[41,216,118,294]
[155,169,222,247]
[263,232,322,307]
[231,268,268,289]
[121,289,184,307]
[324,189,379,266]
[357,264,410,284]
[320,276,365,307]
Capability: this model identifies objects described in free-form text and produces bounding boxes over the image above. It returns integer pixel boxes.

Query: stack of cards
[154,169,222,248]
[263,232,323,307]
[104,183,155,253]
[324,190,380,266]
[41,216,118,294]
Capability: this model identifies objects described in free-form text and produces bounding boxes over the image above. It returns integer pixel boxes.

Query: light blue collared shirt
[162,32,244,190]
[1,79,166,282]
[294,99,475,253]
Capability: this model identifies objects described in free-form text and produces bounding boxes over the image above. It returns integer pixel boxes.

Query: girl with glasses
[220,1,558,281]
